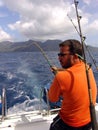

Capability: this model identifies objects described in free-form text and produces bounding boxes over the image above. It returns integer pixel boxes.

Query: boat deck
[0,109,58,130]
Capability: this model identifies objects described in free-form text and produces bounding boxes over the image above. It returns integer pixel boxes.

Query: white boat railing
[1,88,7,121]
[0,87,60,121]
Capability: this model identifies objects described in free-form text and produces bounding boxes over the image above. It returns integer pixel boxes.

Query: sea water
[0,51,97,114]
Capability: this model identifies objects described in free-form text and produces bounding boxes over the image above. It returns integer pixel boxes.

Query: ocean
[0,51,98,114]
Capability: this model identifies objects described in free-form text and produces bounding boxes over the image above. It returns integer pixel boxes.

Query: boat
[0,87,98,130]
[0,86,97,130]
[0,0,98,130]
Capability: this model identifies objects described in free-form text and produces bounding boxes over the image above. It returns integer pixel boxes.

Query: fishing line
[33,42,57,75]
[67,14,98,71]
[33,42,59,109]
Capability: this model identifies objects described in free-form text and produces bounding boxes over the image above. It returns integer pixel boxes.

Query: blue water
[0,51,98,114]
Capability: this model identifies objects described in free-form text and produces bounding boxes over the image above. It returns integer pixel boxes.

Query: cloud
[3,0,75,40]
[83,0,98,6]
[0,0,3,6]
[85,20,98,35]
[0,27,13,41]
[0,0,98,46]
[82,0,91,5]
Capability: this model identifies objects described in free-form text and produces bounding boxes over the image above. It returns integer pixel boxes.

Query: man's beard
[63,59,72,69]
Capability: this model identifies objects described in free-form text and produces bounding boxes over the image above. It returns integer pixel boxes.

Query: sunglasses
[58,53,71,57]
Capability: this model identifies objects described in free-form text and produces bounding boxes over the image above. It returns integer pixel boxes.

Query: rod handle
[90,103,98,130]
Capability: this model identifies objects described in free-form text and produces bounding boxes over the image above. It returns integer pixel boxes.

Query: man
[48,39,97,130]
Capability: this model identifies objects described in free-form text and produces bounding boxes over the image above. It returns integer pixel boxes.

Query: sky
[0,0,98,46]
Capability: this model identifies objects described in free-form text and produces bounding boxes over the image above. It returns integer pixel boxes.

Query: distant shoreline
[0,39,97,52]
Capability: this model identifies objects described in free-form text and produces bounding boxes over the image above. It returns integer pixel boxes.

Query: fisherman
[48,39,97,130]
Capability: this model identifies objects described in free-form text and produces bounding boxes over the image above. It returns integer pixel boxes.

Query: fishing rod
[33,42,57,75]
[67,14,98,70]
[74,0,98,130]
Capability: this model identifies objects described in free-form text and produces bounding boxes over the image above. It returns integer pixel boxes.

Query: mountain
[0,39,62,52]
[0,39,97,52]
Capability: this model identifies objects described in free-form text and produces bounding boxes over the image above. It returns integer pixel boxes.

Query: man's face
[58,46,73,68]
